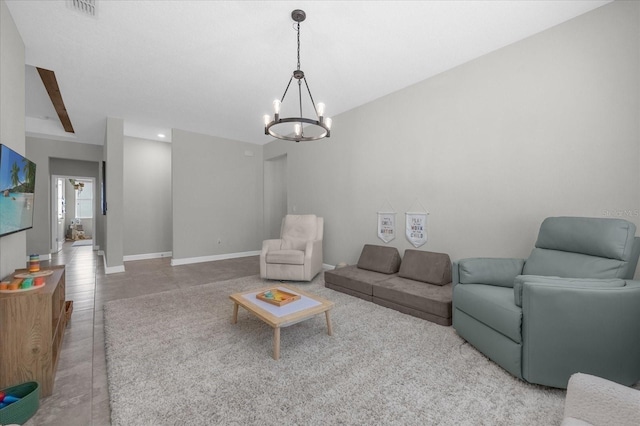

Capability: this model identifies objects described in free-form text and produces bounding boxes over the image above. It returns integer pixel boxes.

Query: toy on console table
[28,254,40,273]
[0,270,51,293]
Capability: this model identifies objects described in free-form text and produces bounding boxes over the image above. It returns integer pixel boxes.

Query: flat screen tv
[0,144,36,237]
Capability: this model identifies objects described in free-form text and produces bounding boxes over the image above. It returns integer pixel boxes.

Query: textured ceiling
[6,0,611,145]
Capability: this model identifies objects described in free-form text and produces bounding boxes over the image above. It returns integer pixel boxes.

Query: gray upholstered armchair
[260,214,323,282]
[453,217,640,389]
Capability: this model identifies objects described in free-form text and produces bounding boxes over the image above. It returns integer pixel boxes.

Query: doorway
[51,175,96,252]
[264,155,287,239]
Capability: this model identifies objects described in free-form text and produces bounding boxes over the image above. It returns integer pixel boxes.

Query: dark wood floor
[25,242,259,425]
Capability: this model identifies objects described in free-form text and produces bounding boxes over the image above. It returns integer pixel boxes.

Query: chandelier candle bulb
[317,102,325,117]
[263,115,271,126]
[273,99,281,114]
[294,123,302,136]
[325,117,332,130]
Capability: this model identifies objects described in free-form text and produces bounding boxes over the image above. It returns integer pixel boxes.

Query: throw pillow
[357,245,401,274]
[398,250,451,285]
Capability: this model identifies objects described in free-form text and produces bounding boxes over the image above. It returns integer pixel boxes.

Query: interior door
[56,178,65,251]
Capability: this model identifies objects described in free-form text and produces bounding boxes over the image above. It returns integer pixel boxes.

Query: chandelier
[264,9,332,142]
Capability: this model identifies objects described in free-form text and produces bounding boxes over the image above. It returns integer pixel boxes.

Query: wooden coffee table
[229,284,334,360]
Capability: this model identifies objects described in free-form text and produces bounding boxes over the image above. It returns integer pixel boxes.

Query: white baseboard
[105,265,125,274]
[101,251,125,274]
[123,251,172,262]
[98,250,257,272]
[171,250,260,267]
[323,263,334,270]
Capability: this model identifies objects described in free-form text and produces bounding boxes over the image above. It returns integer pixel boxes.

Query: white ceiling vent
[68,0,97,17]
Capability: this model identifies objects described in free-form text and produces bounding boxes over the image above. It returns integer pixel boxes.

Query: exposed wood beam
[36,67,75,133]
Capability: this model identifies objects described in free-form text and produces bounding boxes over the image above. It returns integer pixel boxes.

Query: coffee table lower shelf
[229,284,334,360]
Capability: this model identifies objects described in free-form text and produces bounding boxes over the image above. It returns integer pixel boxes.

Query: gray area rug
[104,274,565,425]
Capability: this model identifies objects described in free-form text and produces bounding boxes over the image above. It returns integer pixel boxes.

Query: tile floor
[24,242,259,426]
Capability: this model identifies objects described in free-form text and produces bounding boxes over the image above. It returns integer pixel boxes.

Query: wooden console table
[0,265,67,397]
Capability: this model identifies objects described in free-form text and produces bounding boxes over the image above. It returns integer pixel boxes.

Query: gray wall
[104,117,124,269]
[0,0,26,278]
[264,1,640,276]
[7,1,640,280]
[172,129,263,261]
[264,154,287,239]
[50,158,99,181]
[123,136,172,256]
[25,137,103,256]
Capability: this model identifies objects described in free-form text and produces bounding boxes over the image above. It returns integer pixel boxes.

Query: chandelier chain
[296,21,301,71]
[297,20,303,135]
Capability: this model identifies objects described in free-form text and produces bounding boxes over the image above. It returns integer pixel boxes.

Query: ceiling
[6,0,611,146]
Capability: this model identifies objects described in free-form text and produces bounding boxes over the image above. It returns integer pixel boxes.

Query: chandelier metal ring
[266,117,330,142]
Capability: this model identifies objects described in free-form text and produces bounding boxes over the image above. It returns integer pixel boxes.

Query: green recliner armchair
[452,217,640,389]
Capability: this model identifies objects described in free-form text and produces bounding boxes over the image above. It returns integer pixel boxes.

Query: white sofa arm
[562,373,640,426]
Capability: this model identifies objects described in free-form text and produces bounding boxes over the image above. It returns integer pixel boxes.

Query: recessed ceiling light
[157,133,166,138]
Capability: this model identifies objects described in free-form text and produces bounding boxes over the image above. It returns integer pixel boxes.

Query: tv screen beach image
[0,144,36,237]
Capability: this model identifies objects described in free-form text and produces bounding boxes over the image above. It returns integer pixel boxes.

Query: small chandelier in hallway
[263,9,332,142]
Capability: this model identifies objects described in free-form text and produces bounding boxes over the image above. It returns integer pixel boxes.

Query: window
[76,180,93,218]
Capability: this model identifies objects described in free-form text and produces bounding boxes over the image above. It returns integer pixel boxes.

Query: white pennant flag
[377,212,396,243]
[405,212,427,247]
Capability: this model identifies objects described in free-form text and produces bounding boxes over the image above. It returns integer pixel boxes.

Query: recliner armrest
[513,275,625,307]
[457,257,525,287]
[261,239,282,255]
[522,280,640,388]
[305,239,323,281]
[304,239,323,259]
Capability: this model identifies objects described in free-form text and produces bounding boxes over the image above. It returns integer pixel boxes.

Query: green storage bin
[0,382,39,425]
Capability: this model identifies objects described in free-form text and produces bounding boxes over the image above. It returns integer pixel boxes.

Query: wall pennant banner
[377,212,396,243]
[405,212,427,248]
